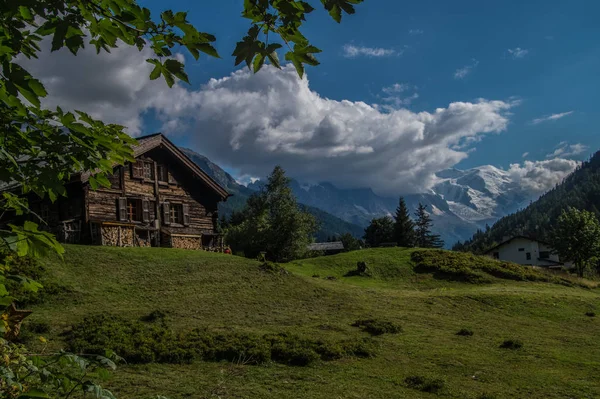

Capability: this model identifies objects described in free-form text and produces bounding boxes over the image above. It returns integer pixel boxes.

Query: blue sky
[22,0,599,196]
[137,0,600,170]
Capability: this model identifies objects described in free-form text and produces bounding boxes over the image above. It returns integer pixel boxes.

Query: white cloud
[522,152,529,158]
[342,44,398,58]
[18,42,518,196]
[508,158,579,194]
[507,47,529,59]
[377,83,419,110]
[454,59,479,80]
[546,142,588,159]
[382,83,410,94]
[409,29,424,35]
[16,39,176,136]
[530,111,573,125]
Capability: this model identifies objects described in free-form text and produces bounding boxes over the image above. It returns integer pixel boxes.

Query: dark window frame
[526,252,531,261]
[143,162,154,180]
[127,198,143,222]
[157,165,168,183]
[539,251,550,259]
[170,203,184,225]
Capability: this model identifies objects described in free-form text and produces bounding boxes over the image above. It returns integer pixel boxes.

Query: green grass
[25,245,600,398]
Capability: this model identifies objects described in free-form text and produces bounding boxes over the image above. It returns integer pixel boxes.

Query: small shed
[307,241,345,255]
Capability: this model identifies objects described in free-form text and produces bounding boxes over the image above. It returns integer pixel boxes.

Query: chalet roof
[81,133,230,200]
[307,242,345,251]
[484,235,551,254]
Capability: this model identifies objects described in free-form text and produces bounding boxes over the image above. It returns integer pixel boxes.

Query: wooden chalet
[5,133,230,250]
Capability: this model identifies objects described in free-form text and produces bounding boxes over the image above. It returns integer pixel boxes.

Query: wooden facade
[13,134,230,250]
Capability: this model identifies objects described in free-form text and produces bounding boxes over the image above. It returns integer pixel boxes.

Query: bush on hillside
[67,315,377,366]
[456,328,474,336]
[2,252,73,305]
[499,339,523,350]
[351,319,401,336]
[411,250,572,285]
[404,375,446,393]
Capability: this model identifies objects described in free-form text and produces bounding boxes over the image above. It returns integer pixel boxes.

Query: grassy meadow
[21,245,600,398]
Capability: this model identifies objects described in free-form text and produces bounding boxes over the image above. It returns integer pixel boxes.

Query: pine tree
[225,165,317,261]
[414,203,444,248]
[393,197,415,247]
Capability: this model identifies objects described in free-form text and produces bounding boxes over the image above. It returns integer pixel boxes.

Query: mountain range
[455,150,600,253]
[182,148,539,246]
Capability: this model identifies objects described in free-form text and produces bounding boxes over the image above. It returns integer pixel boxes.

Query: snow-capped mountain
[181,145,535,246]
[248,165,534,246]
[434,165,531,224]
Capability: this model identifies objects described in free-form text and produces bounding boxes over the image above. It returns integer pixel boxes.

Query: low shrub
[351,319,401,336]
[67,315,376,366]
[140,310,167,323]
[25,321,51,334]
[499,339,523,350]
[404,375,445,393]
[585,311,596,317]
[259,262,289,275]
[456,328,474,336]
[2,253,73,305]
[411,250,572,286]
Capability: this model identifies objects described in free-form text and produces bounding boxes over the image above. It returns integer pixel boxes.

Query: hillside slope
[456,150,600,252]
[24,245,600,399]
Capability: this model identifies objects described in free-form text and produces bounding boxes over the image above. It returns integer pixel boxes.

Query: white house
[484,236,563,267]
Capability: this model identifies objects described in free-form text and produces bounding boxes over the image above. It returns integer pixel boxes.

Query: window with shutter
[182,204,190,226]
[142,200,150,223]
[118,197,127,221]
[131,160,144,179]
[162,202,171,225]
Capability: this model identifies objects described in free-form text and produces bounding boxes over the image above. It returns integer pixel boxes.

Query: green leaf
[253,53,265,73]
[267,51,281,69]
[18,6,33,21]
[149,64,161,80]
[27,78,47,98]
[163,59,189,84]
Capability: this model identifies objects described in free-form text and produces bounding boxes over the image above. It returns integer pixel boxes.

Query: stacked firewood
[101,226,120,246]
[101,226,135,247]
[171,236,201,250]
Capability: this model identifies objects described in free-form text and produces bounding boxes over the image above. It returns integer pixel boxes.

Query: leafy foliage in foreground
[68,314,377,367]
[411,250,572,285]
[1,338,122,399]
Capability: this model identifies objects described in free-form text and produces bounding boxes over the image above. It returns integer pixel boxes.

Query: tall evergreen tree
[393,197,415,247]
[414,203,444,248]
[225,166,317,262]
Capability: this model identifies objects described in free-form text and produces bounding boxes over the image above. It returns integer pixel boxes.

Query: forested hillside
[454,150,600,253]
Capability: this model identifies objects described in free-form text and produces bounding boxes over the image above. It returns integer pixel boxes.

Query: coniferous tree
[414,203,444,248]
[393,197,415,247]
[225,166,317,261]
[363,217,395,247]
